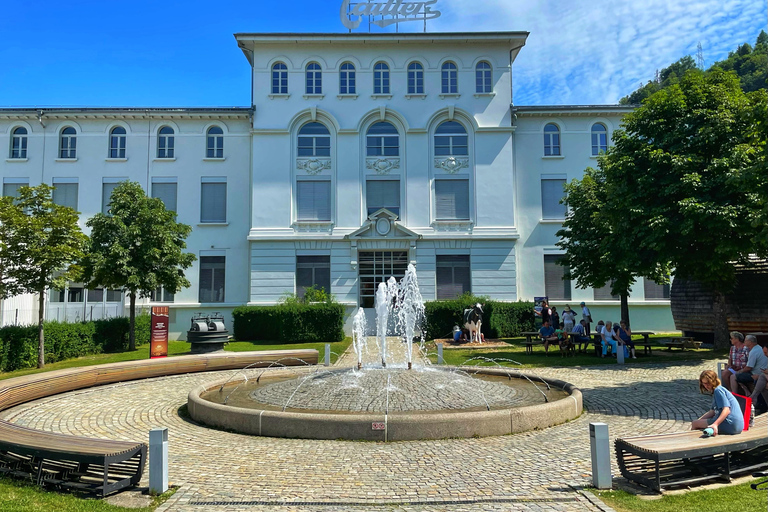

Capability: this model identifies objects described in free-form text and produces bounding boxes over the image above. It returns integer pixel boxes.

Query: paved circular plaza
[0,350,713,512]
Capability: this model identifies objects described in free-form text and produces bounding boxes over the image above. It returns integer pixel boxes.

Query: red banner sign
[150,306,169,358]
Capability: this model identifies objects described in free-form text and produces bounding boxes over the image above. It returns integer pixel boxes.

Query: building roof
[513,105,636,117]
[0,107,252,120]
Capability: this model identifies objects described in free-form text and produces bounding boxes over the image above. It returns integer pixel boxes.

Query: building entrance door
[358,251,408,308]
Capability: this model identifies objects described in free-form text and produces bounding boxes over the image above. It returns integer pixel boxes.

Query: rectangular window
[644,279,670,300]
[68,287,84,303]
[199,256,225,303]
[593,281,619,300]
[435,179,469,220]
[436,255,471,300]
[3,178,29,199]
[366,180,400,217]
[152,178,178,213]
[102,179,123,215]
[544,255,571,301]
[52,178,78,211]
[87,288,104,302]
[541,178,567,220]
[50,289,65,302]
[297,180,331,221]
[200,178,226,223]
[358,251,408,308]
[152,286,175,302]
[296,255,331,298]
[106,289,122,302]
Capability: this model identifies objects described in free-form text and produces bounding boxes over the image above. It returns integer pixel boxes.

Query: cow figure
[463,303,484,343]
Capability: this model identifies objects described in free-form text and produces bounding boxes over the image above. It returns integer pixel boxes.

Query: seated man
[571,319,590,350]
[721,331,748,389]
[539,320,558,353]
[731,335,768,393]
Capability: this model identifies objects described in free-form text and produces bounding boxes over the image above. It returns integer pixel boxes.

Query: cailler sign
[340,0,441,29]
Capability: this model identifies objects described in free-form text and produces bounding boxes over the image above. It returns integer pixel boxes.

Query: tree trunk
[129,291,136,351]
[37,289,45,368]
[712,290,730,350]
[620,293,630,328]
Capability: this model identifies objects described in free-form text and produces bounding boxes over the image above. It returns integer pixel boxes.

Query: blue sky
[0,0,764,107]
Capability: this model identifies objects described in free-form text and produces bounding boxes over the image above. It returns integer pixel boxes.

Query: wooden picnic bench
[0,349,318,496]
[615,414,768,492]
[661,337,702,351]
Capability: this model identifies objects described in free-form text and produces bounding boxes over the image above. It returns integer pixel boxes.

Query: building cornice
[513,105,636,117]
[235,31,529,46]
[0,107,252,121]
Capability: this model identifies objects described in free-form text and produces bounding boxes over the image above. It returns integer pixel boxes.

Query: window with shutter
[593,281,620,300]
[436,255,471,299]
[297,180,331,221]
[199,256,225,302]
[366,180,400,217]
[544,255,571,300]
[541,179,566,219]
[296,256,331,298]
[435,180,469,220]
[3,179,28,199]
[201,178,226,223]
[52,179,78,210]
[644,279,670,299]
[102,181,121,214]
[152,179,178,213]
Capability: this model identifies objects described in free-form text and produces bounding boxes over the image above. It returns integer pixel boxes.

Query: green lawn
[591,480,767,512]
[0,477,175,512]
[427,335,725,368]
[0,338,352,382]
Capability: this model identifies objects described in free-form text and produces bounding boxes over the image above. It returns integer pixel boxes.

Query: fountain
[188,264,583,441]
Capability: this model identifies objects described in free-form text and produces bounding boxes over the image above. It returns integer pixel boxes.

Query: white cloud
[428,0,766,104]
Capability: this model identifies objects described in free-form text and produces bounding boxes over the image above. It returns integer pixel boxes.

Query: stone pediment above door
[346,208,420,240]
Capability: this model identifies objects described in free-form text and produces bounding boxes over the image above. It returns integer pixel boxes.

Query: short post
[437,343,444,365]
[590,422,611,489]
[149,427,168,494]
[324,343,331,366]
[616,342,625,365]
[717,361,724,377]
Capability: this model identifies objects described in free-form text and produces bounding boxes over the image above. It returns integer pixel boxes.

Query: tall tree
[601,69,767,348]
[82,181,196,350]
[0,184,87,368]
[556,168,670,327]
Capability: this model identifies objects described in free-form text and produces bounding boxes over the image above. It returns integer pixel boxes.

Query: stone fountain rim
[187,367,583,441]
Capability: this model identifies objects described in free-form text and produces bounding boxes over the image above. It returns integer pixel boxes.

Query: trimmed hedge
[233,303,345,343]
[0,315,151,372]
[424,297,535,340]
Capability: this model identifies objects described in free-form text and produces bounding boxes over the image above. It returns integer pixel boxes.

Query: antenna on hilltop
[696,42,704,69]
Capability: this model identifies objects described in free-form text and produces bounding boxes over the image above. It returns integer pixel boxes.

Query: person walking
[580,302,592,336]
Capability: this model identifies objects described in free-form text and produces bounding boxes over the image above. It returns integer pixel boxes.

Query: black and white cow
[463,303,484,343]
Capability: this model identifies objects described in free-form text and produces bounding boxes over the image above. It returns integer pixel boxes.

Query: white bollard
[324,343,331,366]
[149,427,168,494]
[590,422,612,489]
[717,362,724,377]
[437,343,444,365]
[616,342,625,365]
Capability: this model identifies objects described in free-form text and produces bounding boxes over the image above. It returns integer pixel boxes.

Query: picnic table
[521,331,544,354]
[661,337,702,351]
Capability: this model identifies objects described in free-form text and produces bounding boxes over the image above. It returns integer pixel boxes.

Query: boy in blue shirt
[539,320,558,354]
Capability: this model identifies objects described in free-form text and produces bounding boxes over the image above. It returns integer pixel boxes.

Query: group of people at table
[535,300,638,358]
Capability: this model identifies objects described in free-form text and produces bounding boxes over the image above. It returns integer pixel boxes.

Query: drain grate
[189,497,580,507]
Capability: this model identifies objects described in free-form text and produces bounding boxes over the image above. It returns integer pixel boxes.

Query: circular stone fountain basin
[188,367,582,441]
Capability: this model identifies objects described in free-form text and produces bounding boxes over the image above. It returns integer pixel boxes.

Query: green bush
[233,302,345,343]
[424,295,535,340]
[0,314,152,371]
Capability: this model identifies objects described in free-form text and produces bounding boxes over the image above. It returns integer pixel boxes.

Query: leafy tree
[82,181,196,350]
[602,69,767,348]
[0,185,87,367]
[556,168,670,327]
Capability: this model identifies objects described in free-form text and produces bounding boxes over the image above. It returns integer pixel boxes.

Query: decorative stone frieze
[296,158,332,175]
[434,157,469,173]
[366,158,400,174]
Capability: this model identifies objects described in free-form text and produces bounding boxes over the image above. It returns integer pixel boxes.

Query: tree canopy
[0,184,87,367]
[82,181,196,350]
[597,69,767,347]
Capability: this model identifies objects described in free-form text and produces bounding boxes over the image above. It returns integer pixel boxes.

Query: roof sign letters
[340,0,441,30]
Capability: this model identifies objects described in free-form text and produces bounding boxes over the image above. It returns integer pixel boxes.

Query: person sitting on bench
[615,321,636,359]
[749,344,768,415]
[691,370,744,436]
[571,319,589,344]
[539,320,558,353]
[600,321,619,358]
[731,335,768,394]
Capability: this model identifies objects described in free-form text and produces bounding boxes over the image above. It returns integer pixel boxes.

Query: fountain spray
[375,282,390,367]
[352,307,367,370]
[396,264,425,370]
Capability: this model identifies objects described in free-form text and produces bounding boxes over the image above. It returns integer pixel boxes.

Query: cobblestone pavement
[0,347,715,512]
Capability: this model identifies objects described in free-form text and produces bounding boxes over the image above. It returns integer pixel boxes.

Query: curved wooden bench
[0,349,318,496]
[615,413,768,492]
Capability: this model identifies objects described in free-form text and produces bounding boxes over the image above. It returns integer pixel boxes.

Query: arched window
[366,122,399,157]
[340,62,356,94]
[305,63,322,94]
[434,121,468,156]
[373,62,390,95]
[441,62,458,94]
[543,123,560,156]
[109,126,126,159]
[591,123,608,155]
[10,127,28,159]
[407,62,424,94]
[157,126,175,158]
[475,62,492,93]
[298,122,330,157]
[272,62,288,94]
[206,126,224,158]
[60,127,77,159]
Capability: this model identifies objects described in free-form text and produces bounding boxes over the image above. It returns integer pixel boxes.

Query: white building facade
[0,32,675,339]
